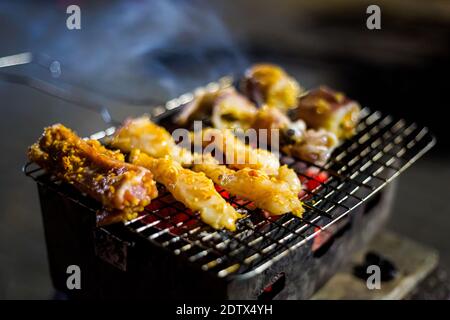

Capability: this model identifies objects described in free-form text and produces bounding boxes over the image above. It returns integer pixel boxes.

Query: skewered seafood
[112,116,193,164]
[173,85,346,165]
[282,129,338,165]
[248,106,338,164]
[193,161,303,217]
[175,87,258,130]
[292,86,360,139]
[175,90,219,127]
[111,117,303,217]
[250,105,291,144]
[172,63,354,165]
[28,124,158,224]
[241,63,303,110]
[249,106,338,165]
[112,117,284,180]
[130,150,241,231]
[211,89,258,130]
[27,63,363,232]
[192,127,280,176]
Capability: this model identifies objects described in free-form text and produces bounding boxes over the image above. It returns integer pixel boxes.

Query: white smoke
[0,0,247,104]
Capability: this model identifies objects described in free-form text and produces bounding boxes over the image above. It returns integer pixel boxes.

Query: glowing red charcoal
[304,167,329,191]
[215,185,230,199]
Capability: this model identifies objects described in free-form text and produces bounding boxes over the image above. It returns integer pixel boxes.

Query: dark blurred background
[0,0,448,298]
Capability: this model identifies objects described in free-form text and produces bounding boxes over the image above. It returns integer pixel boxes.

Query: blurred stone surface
[312,231,439,300]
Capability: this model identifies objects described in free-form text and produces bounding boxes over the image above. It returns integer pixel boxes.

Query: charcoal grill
[24,77,435,300]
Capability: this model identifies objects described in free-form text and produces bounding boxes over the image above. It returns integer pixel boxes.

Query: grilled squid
[193,159,303,217]
[192,127,280,176]
[249,106,338,165]
[241,63,303,110]
[250,105,291,144]
[292,86,361,139]
[130,150,241,231]
[282,129,338,165]
[175,90,219,127]
[175,87,258,130]
[112,116,193,165]
[111,117,304,218]
[211,89,258,130]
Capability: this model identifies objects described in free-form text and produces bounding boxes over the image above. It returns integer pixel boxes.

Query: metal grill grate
[24,81,435,280]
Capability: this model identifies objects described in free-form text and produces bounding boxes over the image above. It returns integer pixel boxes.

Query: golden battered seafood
[175,87,257,130]
[130,150,241,231]
[28,124,158,224]
[283,129,338,165]
[112,117,303,217]
[249,107,338,165]
[211,89,258,130]
[193,161,303,217]
[292,86,361,139]
[241,63,303,110]
[250,105,291,144]
[112,116,193,164]
[193,128,280,176]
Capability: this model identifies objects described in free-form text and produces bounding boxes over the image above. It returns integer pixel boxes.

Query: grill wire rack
[24,77,435,280]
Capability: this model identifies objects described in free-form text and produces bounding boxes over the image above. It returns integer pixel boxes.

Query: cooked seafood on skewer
[174,88,220,127]
[175,87,258,130]
[250,105,297,146]
[28,124,158,224]
[241,63,303,110]
[282,129,338,165]
[112,116,193,164]
[113,116,280,175]
[192,127,280,176]
[291,86,361,139]
[193,158,303,217]
[211,88,258,130]
[250,106,339,165]
[172,84,347,165]
[130,150,241,231]
[111,117,304,217]
[203,103,337,165]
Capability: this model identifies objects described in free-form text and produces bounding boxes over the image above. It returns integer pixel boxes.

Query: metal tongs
[0,52,165,125]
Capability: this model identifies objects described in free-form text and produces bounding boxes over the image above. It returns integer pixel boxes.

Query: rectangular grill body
[35,176,395,299]
[26,78,435,300]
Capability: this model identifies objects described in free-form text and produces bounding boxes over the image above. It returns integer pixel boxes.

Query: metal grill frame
[24,77,436,282]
